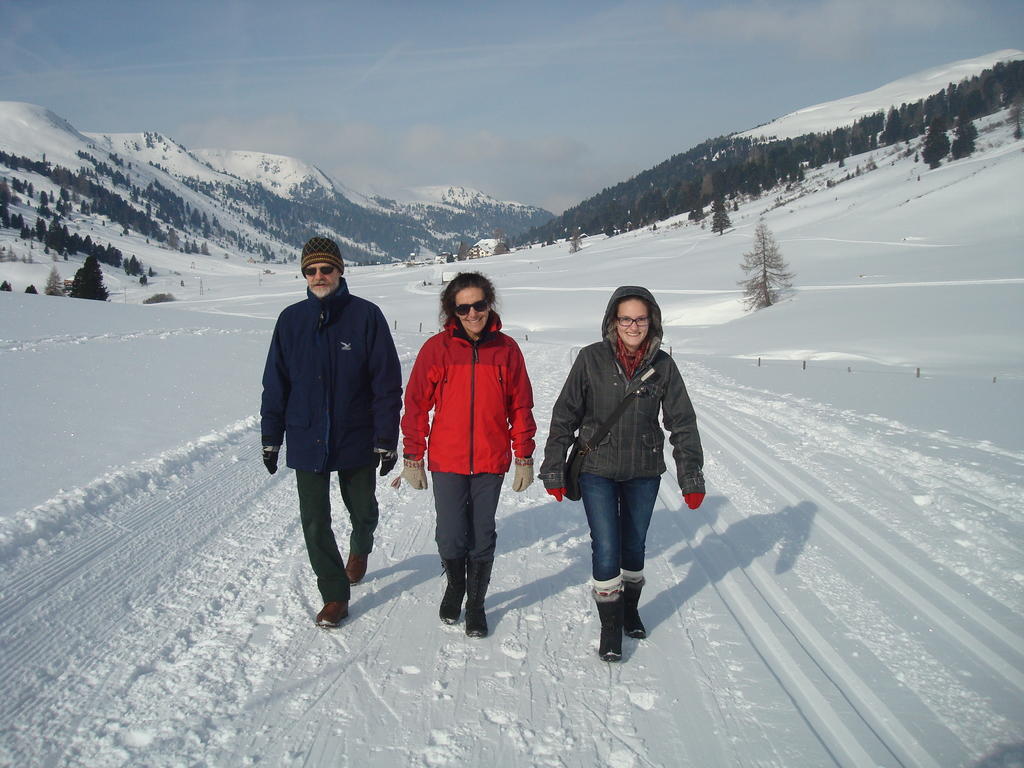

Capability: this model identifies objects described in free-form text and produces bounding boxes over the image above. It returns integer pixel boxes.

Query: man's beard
[310,283,333,298]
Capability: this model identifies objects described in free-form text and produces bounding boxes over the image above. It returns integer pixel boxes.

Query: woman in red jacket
[397,272,536,638]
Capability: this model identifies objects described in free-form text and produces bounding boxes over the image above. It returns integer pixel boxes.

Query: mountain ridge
[0,102,553,264]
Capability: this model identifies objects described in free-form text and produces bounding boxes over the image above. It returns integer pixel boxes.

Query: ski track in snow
[1,343,1022,766]
[0,326,264,354]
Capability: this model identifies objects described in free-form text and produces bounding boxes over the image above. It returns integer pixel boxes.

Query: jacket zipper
[318,306,330,473]
[469,341,478,474]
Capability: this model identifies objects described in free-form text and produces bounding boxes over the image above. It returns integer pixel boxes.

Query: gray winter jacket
[539,286,705,494]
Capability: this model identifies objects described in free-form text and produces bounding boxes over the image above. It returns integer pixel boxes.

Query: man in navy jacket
[261,237,403,627]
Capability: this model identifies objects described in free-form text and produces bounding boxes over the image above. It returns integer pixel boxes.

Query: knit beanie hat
[301,236,344,274]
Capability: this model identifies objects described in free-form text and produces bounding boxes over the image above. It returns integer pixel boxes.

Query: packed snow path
[1,341,1021,767]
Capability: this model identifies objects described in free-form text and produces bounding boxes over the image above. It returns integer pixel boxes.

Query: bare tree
[44,265,64,296]
[739,221,793,310]
[568,227,582,253]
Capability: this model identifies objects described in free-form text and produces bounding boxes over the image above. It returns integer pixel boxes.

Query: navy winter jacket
[261,279,403,473]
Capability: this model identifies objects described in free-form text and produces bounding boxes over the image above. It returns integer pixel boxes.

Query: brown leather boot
[345,553,368,585]
[316,601,349,627]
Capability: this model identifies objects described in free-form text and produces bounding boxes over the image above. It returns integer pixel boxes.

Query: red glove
[684,492,705,510]
[546,487,566,502]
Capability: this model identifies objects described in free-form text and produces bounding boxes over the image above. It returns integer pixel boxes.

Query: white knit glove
[512,457,533,492]
[391,458,428,490]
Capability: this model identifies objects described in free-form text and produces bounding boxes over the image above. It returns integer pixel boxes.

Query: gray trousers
[431,472,504,561]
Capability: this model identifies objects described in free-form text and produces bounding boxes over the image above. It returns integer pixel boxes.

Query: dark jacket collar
[446,311,502,344]
[306,278,352,309]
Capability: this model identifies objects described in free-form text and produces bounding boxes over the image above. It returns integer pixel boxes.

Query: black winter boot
[439,557,467,624]
[623,578,647,639]
[464,558,494,638]
[595,592,624,661]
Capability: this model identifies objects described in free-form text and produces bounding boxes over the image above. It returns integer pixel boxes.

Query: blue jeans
[579,473,661,582]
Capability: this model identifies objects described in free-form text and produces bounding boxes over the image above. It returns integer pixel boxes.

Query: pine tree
[921,116,950,169]
[70,255,109,301]
[950,111,978,160]
[0,280,12,291]
[25,284,38,294]
[739,221,794,311]
[45,265,64,296]
[711,197,731,235]
[881,107,903,145]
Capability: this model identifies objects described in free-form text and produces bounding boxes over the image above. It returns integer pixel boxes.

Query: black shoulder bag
[563,366,659,501]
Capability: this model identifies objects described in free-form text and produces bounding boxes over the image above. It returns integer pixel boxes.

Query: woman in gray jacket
[540,286,705,661]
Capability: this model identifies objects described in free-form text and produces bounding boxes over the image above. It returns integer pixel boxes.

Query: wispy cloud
[174,113,596,212]
[665,0,972,57]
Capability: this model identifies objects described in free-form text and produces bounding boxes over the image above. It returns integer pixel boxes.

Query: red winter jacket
[401,313,536,474]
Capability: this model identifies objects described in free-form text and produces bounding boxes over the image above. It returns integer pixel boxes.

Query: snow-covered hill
[739,49,1024,140]
[1,92,1021,766]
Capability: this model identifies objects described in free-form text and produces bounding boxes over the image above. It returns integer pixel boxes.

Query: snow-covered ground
[1,113,1022,767]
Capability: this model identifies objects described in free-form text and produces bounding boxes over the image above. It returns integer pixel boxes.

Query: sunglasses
[303,265,336,277]
[454,300,489,316]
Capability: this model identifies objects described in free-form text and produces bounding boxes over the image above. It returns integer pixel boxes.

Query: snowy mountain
[375,185,553,245]
[739,49,1024,141]
[0,102,551,265]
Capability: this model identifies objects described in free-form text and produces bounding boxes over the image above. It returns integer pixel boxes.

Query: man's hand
[262,444,280,475]
[546,487,566,502]
[376,449,398,476]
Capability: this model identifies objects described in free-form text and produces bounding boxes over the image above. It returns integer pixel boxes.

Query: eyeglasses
[455,300,489,316]
[303,265,336,277]
[616,316,650,328]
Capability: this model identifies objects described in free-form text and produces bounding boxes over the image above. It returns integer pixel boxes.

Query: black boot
[623,578,647,639]
[595,592,624,661]
[439,557,467,624]
[464,558,494,638]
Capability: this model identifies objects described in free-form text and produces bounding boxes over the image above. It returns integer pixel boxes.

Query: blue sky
[2,0,1021,212]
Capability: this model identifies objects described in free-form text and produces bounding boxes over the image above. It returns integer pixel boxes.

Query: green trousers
[295,464,379,603]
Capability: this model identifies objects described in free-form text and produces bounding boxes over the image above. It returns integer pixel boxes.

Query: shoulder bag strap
[578,366,659,456]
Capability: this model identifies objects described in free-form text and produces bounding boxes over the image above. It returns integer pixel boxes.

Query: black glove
[377,449,398,476]
[262,445,279,475]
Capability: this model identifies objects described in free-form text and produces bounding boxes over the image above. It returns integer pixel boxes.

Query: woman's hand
[684,492,704,510]
[391,458,428,490]
[546,488,566,502]
[512,457,533,492]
